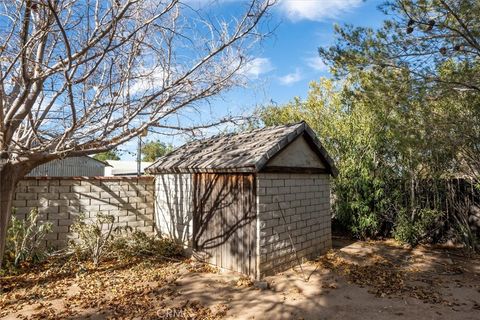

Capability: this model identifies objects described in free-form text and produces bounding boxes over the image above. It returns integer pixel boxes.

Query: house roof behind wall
[146,121,338,176]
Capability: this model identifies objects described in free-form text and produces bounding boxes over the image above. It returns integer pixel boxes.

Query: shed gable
[265,135,326,169]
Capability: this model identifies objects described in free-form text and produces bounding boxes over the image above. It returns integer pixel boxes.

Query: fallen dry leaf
[318,250,446,304]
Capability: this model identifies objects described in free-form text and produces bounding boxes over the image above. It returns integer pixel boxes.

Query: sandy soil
[176,238,480,320]
[1,238,479,319]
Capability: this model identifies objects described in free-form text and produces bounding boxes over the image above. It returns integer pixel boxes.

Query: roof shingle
[146,121,337,176]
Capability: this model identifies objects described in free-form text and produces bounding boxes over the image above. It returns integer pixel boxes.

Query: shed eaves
[146,121,337,176]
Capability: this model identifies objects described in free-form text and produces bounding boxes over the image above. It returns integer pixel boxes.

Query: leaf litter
[0,256,227,319]
[317,246,470,305]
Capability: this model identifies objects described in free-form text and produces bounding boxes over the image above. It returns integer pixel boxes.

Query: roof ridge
[145,120,337,176]
[190,120,305,143]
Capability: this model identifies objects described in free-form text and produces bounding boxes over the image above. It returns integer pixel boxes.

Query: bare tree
[0,0,275,265]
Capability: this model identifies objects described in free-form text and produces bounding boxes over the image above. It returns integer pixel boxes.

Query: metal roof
[105,160,153,176]
[146,121,337,176]
[27,156,109,177]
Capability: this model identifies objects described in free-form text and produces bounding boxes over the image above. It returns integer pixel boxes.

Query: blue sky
[121,0,387,159]
[234,0,386,105]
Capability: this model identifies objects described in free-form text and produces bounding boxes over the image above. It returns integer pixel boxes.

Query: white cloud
[278,68,302,85]
[305,55,328,72]
[279,0,364,21]
[240,57,274,79]
[129,66,168,95]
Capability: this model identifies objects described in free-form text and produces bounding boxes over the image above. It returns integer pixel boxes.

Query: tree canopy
[141,141,173,162]
[260,0,480,248]
[319,0,480,181]
[320,0,480,91]
[93,149,121,162]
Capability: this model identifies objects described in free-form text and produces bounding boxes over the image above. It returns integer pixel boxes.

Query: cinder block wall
[257,173,331,276]
[12,176,155,248]
[154,173,193,245]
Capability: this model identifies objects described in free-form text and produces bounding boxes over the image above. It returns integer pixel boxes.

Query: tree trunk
[0,162,24,268]
[410,172,416,220]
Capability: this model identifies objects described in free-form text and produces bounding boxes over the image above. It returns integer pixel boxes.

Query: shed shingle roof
[146,121,337,176]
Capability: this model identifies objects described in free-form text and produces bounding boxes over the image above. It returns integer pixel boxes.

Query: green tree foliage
[261,78,401,239]
[320,0,480,87]
[93,149,121,161]
[319,0,480,182]
[260,70,478,247]
[258,0,480,247]
[141,141,173,162]
[265,0,480,247]
[394,209,442,246]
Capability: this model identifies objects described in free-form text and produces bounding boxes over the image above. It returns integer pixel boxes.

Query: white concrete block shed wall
[257,173,331,276]
[153,171,332,278]
[154,173,194,245]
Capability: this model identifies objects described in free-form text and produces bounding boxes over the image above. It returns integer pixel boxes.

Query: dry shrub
[3,208,52,271]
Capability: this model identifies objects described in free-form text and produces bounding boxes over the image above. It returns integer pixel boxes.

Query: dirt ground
[1,238,480,319]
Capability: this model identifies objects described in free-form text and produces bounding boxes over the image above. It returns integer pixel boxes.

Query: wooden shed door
[192,173,257,277]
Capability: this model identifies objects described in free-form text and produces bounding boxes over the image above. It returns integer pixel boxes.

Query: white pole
[137,136,141,176]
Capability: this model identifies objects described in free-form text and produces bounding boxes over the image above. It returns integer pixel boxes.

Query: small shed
[146,121,337,278]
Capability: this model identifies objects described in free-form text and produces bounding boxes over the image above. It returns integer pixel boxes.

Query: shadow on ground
[1,239,480,320]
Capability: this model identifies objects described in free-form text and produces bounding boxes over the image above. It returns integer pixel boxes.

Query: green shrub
[350,212,380,240]
[333,168,393,239]
[69,213,115,266]
[4,208,53,268]
[394,209,440,246]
